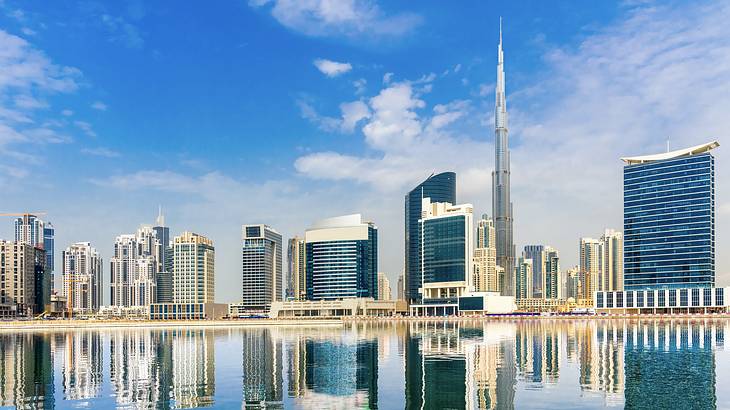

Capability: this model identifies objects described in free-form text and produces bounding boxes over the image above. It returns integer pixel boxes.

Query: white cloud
[353,78,367,94]
[249,0,421,39]
[313,58,352,77]
[339,100,370,132]
[382,72,393,84]
[361,83,425,151]
[74,120,97,137]
[81,147,120,158]
[100,14,143,49]
[298,98,370,133]
[91,101,108,111]
[21,27,36,36]
[61,109,73,116]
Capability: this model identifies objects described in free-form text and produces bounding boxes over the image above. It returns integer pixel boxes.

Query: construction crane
[0,212,48,217]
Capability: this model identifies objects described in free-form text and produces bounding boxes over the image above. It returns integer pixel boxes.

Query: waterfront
[0,319,727,409]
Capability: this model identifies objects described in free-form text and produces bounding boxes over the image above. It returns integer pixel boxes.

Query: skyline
[2,1,730,303]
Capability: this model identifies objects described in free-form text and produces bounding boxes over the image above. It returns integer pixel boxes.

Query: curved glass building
[622,141,718,290]
[404,172,456,303]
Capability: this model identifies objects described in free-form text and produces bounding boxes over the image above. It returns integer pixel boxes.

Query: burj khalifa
[492,20,515,296]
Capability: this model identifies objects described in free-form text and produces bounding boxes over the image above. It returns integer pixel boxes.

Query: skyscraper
[110,222,164,308]
[492,20,515,296]
[514,256,532,300]
[305,214,377,300]
[377,272,392,301]
[173,232,215,303]
[62,242,103,314]
[622,141,718,289]
[287,237,305,300]
[14,214,53,300]
[523,245,545,298]
[405,172,456,303]
[414,198,474,315]
[43,222,54,287]
[241,224,282,312]
[579,238,601,301]
[600,229,623,292]
[543,247,561,299]
[397,271,405,300]
[474,215,499,292]
[153,208,173,303]
[0,240,47,315]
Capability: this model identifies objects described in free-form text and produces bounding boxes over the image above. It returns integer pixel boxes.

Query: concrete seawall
[0,318,343,331]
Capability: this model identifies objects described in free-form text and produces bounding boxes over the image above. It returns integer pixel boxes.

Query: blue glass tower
[405,172,456,303]
[305,214,377,300]
[622,142,718,290]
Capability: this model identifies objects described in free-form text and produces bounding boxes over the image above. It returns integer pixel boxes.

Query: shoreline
[0,312,727,331]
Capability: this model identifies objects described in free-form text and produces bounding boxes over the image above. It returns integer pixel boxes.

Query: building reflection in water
[0,319,725,408]
[242,328,283,408]
[285,323,379,409]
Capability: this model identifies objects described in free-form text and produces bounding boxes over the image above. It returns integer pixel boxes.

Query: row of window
[597,288,724,308]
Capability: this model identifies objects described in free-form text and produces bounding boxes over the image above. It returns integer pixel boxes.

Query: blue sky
[1,0,729,303]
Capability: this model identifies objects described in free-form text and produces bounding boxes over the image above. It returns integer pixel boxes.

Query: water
[0,319,728,409]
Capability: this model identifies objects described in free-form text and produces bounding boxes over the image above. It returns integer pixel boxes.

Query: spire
[156,205,165,227]
[495,18,508,131]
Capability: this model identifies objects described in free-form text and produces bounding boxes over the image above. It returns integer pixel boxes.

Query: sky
[1,0,729,304]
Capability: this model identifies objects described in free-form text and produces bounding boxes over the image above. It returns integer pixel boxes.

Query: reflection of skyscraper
[624,321,717,409]
[110,330,163,407]
[62,331,102,400]
[0,333,55,408]
[578,321,625,406]
[242,328,283,407]
[171,329,215,408]
[286,336,308,398]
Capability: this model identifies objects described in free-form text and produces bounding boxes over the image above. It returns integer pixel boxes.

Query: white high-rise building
[110,224,162,308]
[600,229,623,292]
[514,256,533,300]
[579,238,602,301]
[377,272,392,301]
[62,242,103,313]
[241,225,282,311]
[543,247,561,299]
[474,215,499,292]
[173,232,215,303]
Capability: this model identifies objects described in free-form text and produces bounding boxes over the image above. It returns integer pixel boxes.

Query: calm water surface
[0,319,728,409]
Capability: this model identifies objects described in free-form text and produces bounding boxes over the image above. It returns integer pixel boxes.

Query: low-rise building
[269,298,396,318]
[595,287,730,314]
[148,302,228,320]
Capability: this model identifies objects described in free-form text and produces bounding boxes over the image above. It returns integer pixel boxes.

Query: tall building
[397,271,405,300]
[579,238,601,301]
[14,214,53,303]
[565,266,580,300]
[241,224,282,311]
[405,172,456,303]
[600,229,623,292]
[287,237,306,301]
[514,256,532,300]
[622,141,718,289]
[0,240,47,315]
[492,22,515,296]
[110,223,164,307]
[153,208,173,303]
[62,242,103,314]
[305,214,377,300]
[173,232,215,303]
[377,272,391,301]
[415,198,474,313]
[474,215,499,292]
[543,247,561,299]
[523,245,545,298]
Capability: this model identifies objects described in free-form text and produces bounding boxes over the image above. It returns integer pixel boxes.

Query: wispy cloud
[74,120,96,137]
[313,58,352,77]
[91,101,107,111]
[249,0,421,39]
[81,147,120,158]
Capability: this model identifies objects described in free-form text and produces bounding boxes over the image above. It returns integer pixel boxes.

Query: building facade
[543,247,561,299]
[377,272,391,301]
[579,238,601,301]
[173,232,215,303]
[514,256,532,300]
[412,198,474,314]
[153,210,173,303]
[14,214,53,302]
[287,237,305,300]
[305,214,377,300]
[600,229,623,292]
[622,141,717,290]
[474,216,499,293]
[241,224,282,311]
[62,242,103,314]
[110,223,165,308]
[0,240,47,315]
[405,172,456,303]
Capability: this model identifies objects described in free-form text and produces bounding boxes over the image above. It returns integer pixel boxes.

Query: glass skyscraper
[404,172,456,303]
[622,142,718,290]
[305,214,378,300]
[241,224,283,311]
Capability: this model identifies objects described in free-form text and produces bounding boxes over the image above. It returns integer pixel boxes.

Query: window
[637,291,645,308]
[626,291,634,308]
[680,289,688,307]
[657,291,665,307]
[597,292,604,308]
[704,288,713,306]
[692,289,700,307]
[669,290,677,307]
[716,288,724,306]
[607,292,614,308]
[616,291,624,308]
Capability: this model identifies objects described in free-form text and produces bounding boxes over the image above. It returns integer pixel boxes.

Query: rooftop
[621,141,719,165]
